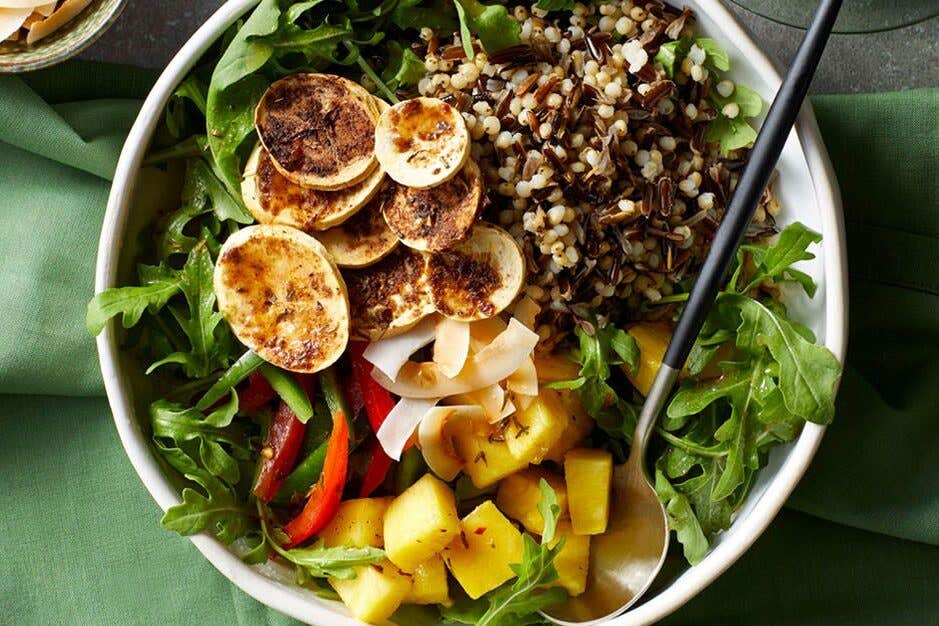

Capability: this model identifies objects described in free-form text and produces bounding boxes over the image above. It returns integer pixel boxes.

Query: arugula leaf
[206,74,269,192]
[211,0,282,93]
[654,468,709,564]
[655,38,691,78]
[382,40,427,91]
[166,75,208,138]
[707,114,758,155]
[152,241,229,378]
[86,265,180,336]
[258,363,315,422]
[279,545,386,579]
[390,0,458,32]
[160,158,252,259]
[724,294,840,424]
[467,481,567,626]
[707,83,763,155]
[693,38,730,72]
[739,221,821,295]
[151,392,248,486]
[256,500,384,579]
[453,0,520,59]
[534,0,576,11]
[156,439,250,543]
[549,323,640,439]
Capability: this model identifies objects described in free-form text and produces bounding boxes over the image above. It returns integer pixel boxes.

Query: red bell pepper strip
[359,440,395,498]
[251,375,314,502]
[282,368,349,547]
[239,371,277,412]
[349,342,408,497]
[349,342,396,433]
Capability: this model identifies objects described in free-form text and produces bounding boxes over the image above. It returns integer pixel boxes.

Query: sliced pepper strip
[239,370,277,413]
[359,440,394,497]
[282,368,349,547]
[350,342,404,497]
[350,341,397,432]
[252,375,314,502]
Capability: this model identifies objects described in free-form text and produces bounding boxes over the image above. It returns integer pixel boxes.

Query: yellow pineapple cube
[565,448,613,535]
[404,556,451,606]
[504,389,566,465]
[452,422,529,488]
[549,521,590,596]
[544,390,594,463]
[625,322,673,396]
[319,497,392,548]
[496,468,568,534]
[533,353,581,382]
[442,500,524,599]
[383,474,460,572]
[329,560,411,624]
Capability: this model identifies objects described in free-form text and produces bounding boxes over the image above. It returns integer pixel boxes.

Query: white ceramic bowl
[94,1,848,624]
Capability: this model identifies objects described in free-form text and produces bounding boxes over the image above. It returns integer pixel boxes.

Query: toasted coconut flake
[363,315,437,381]
[25,0,93,44]
[418,405,485,480]
[373,318,539,398]
[433,317,471,378]
[377,396,440,460]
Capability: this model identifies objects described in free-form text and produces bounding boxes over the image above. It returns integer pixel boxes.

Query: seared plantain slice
[374,97,470,189]
[255,74,379,190]
[344,246,436,341]
[214,224,349,373]
[427,223,525,322]
[241,144,385,231]
[380,159,482,252]
[316,189,399,268]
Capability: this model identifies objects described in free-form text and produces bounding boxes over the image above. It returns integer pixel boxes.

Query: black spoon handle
[662,0,843,370]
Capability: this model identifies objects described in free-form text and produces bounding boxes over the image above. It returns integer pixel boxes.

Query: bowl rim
[0,0,129,73]
[94,1,848,624]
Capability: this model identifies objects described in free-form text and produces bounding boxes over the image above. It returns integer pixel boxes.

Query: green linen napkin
[0,62,936,625]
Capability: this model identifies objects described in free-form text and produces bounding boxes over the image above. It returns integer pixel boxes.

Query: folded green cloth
[0,62,936,624]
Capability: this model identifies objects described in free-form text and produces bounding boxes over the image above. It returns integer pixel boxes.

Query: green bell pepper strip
[195,350,264,411]
[259,363,314,423]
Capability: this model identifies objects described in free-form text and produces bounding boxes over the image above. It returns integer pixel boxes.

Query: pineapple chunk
[543,390,593,463]
[383,474,460,572]
[496,468,568,534]
[330,560,411,624]
[452,421,528,488]
[319,497,392,548]
[404,556,451,606]
[533,353,581,382]
[504,388,566,465]
[565,448,613,535]
[549,521,590,596]
[442,501,524,599]
[625,322,673,396]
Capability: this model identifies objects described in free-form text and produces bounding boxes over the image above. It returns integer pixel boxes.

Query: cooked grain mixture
[406,0,781,349]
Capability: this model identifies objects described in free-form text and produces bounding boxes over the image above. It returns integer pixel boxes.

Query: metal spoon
[544,0,842,621]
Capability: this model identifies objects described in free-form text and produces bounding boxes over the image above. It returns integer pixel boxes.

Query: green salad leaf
[382,40,427,91]
[654,38,691,78]
[548,322,640,439]
[534,0,576,12]
[85,266,180,336]
[390,0,458,33]
[453,0,520,59]
[693,37,730,72]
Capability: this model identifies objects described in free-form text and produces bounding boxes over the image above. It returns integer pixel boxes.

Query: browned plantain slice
[380,159,482,252]
[427,223,526,322]
[255,74,379,190]
[344,247,436,341]
[316,189,399,268]
[214,224,350,373]
[374,96,470,188]
[241,144,385,231]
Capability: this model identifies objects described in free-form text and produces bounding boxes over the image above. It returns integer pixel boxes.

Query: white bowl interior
[95,1,847,624]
